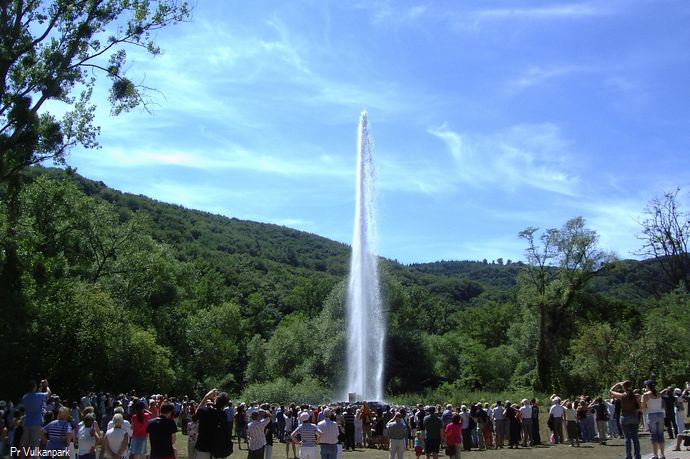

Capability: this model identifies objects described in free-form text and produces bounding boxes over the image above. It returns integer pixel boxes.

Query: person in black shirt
[147,402,178,459]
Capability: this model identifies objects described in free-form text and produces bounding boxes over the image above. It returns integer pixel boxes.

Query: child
[414,430,423,459]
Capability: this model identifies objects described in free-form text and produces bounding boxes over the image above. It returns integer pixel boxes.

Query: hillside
[1,166,685,402]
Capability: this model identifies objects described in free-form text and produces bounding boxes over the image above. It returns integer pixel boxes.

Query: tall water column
[345,111,385,401]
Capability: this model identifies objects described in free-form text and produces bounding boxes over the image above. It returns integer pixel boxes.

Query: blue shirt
[22,391,49,427]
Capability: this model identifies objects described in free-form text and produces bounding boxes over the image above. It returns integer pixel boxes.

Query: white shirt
[519,406,532,419]
[247,417,270,451]
[317,419,339,444]
[107,419,133,436]
[104,427,127,458]
[549,404,564,417]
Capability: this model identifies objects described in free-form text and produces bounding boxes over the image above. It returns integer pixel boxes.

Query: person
[40,406,73,457]
[147,402,178,459]
[316,408,339,459]
[353,409,363,448]
[443,414,462,459]
[291,412,318,459]
[491,401,505,448]
[247,408,271,459]
[548,397,564,444]
[674,389,686,436]
[103,414,129,459]
[236,404,248,450]
[262,404,274,459]
[284,411,298,459]
[610,380,641,459]
[342,408,355,452]
[641,380,669,459]
[518,399,532,447]
[589,397,609,445]
[194,389,233,459]
[504,402,520,449]
[385,412,407,459]
[422,406,442,459]
[20,379,51,457]
[360,403,373,448]
[563,402,579,447]
[530,399,541,445]
[130,399,151,459]
[77,413,100,459]
[413,430,423,459]
[187,414,199,459]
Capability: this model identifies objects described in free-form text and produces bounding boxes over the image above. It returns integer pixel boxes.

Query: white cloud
[476,3,612,20]
[508,65,592,93]
[428,122,579,196]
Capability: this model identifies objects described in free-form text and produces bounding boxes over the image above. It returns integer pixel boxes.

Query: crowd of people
[1,379,689,459]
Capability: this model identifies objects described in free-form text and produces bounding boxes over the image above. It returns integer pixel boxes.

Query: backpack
[212,409,234,458]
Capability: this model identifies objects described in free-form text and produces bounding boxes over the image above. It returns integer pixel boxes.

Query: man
[147,402,178,459]
[316,409,339,459]
[246,408,271,459]
[422,406,442,459]
[491,401,505,449]
[20,379,51,458]
[342,407,356,451]
[548,397,565,445]
[385,412,407,459]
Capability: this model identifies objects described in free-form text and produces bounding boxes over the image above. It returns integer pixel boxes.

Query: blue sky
[61,0,690,264]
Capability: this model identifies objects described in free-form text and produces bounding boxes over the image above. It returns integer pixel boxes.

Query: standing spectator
[147,403,178,459]
[518,399,532,447]
[385,412,407,459]
[194,389,233,459]
[548,397,564,445]
[236,404,248,450]
[342,408,355,452]
[77,413,100,459]
[443,414,462,459]
[662,386,679,439]
[275,406,285,443]
[610,381,641,459]
[564,402,580,447]
[530,399,541,445]
[353,409,363,448]
[291,412,318,459]
[316,408,339,459]
[130,400,151,459]
[422,406,442,459]
[284,411,298,459]
[262,404,274,459]
[103,414,129,459]
[360,404,373,448]
[20,379,50,457]
[675,389,686,435]
[247,408,271,459]
[589,397,609,445]
[504,402,521,449]
[40,407,73,456]
[187,414,199,459]
[491,401,505,448]
[641,380,669,459]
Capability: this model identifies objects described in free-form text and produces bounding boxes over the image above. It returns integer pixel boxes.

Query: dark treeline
[0,167,688,402]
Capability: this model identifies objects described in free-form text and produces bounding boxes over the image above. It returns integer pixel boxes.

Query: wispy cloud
[476,3,612,20]
[507,64,592,93]
[428,123,579,196]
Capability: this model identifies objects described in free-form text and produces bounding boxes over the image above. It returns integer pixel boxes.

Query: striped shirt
[293,423,318,447]
[247,417,270,451]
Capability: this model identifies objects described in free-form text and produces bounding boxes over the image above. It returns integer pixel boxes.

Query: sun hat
[300,412,310,422]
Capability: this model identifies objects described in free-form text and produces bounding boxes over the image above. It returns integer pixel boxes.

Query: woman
[41,406,74,456]
[104,414,129,459]
[284,410,298,459]
[130,399,151,459]
[610,380,641,459]
[641,380,669,459]
[354,409,363,447]
[443,414,462,459]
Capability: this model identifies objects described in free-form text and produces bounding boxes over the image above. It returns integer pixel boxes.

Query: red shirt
[444,422,462,445]
[131,411,152,437]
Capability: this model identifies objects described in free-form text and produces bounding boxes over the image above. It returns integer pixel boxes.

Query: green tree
[518,217,612,391]
[636,189,690,291]
[0,1,190,384]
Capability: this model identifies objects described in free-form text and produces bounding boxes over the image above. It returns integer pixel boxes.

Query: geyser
[344,111,385,401]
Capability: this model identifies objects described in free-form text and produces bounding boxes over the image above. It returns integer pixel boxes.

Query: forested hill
[2,166,684,403]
